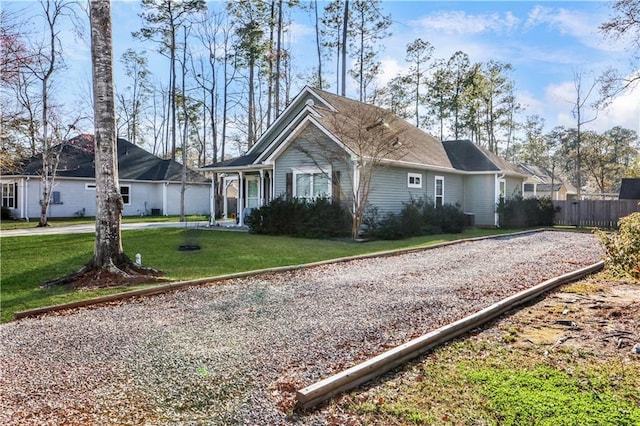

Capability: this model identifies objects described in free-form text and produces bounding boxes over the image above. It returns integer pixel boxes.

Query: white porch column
[259,169,265,206]
[210,175,216,225]
[223,176,229,219]
[238,171,244,226]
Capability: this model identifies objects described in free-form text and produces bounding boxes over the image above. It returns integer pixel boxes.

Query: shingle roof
[619,178,640,200]
[310,88,454,169]
[12,135,208,183]
[442,140,523,175]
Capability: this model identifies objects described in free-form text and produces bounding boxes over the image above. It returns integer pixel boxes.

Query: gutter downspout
[495,173,505,227]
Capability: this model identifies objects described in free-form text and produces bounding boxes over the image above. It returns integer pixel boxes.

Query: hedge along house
[1,134,211,220]
[201,87,526,228]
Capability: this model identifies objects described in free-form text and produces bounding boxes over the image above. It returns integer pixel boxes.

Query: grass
[347,339,640,425]
[0,227,512,323]
[0,215,209,231]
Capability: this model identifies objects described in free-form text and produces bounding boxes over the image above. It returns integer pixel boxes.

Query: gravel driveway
[0,231,602,425]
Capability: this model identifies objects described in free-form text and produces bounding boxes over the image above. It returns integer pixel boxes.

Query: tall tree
[571,71,599,197]
[446,51,472,140]
[42,0,164,288]
[348,0,391,102]
[320,0,345,93]
[134,0,205,160]
[518,115,548,166]
[229,0,269,148]
[583,126,639,192]
[425,59,452,141]
[405,38,433,128]
[599,0,640,101]
[116,49,151,145]
[19,0,81,227]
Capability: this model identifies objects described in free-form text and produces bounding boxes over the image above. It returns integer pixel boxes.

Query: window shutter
[52,191,61,204]
[332,170,341,203]
[285,173,293,201]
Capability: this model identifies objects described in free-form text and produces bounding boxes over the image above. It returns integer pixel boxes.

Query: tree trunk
[341,0,348,97]
[90,0,126,268]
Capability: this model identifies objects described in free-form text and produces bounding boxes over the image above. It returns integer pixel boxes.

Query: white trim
[246,86,333,156]
[407,172,423,189]
[120,184,131,205]
[85,183,96,190]
[434,175,444,207]
[292,167,332,200]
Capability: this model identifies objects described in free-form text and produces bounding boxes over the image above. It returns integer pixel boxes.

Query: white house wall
[5,178,209,219]
[161,183,210,216]
[506,176,523,199]
[273,126,351,200]
[463,174,496,226]
[367,168,464,215]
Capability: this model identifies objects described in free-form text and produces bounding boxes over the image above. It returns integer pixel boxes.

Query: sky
[4,0,640,143]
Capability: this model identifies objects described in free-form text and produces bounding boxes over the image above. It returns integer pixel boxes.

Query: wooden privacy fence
[553,199,640,228]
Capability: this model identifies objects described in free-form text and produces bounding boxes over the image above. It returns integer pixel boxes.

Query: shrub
[498,196,557,228]
[246,197,351,238]
[595,212,640,281]
[369,198,466,240]
[1,206,14,221]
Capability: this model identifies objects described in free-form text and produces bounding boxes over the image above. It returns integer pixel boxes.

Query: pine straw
[0,231,603,425]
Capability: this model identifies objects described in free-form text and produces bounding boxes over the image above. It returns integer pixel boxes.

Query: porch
[210,166,273,227]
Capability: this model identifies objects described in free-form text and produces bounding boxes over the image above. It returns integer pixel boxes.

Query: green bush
[246,197,351,238]
[595,212,640,281]
[498,196,557,228]
[1,206,14,221]
[369,198,466,240]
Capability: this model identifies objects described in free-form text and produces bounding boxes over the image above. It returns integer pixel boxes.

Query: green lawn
[0,227,512,323]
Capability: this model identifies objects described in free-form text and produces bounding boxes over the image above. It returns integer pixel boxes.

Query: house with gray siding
[1,135,211,220]
[201,87,526,227]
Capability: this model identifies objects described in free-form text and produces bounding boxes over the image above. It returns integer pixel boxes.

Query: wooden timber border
[295,260,604,410]
[14,229,545,320]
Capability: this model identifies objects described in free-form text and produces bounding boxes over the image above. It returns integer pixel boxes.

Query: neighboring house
[1,134,211,220]
[619,178,640,200]
[518,164,577,200]
[201,87,526,227]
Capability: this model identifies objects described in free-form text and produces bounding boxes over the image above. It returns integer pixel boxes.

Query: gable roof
[619,178,640,200]
[443,140,524,176]
[518,163,577,194]
[10,134,208,183]
[307,88,455,169]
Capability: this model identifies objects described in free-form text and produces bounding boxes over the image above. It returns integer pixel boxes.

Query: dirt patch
[496,276,640,356]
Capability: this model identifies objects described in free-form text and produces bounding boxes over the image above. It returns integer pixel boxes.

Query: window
[86,183,129,204]
[435,176,444,207]
[499,179,506,204]
[120,185,131,205]
[523,183,534,192]
[294,169,330,200]
[2,182,16,208]
[52,191,62,204]
[407,173,422,188]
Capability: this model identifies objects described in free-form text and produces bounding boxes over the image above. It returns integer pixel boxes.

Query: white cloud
[542,77,640,134]
[597,86,640,134]
[287,21,315,46]
[524,5,613,52]
[412,10,520,35]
